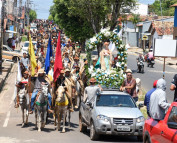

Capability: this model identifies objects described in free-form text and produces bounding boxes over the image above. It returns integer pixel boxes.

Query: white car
[30,26,37,33]
[22,41,37,54]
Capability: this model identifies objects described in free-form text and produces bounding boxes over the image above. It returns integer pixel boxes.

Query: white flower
[105,31,111,37]
[90,36,97,43]
[99,77,101,80]
[91,72,96,77]
[125,64,127,67]
[121,62,124,65]
[116,62,121,67]
[122,57,124,60]
[118,56,120,59]
[123,74,126,78]
[96,68,101,73]
[120,44,124,48]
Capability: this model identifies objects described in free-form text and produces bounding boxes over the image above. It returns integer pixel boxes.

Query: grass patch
[21,36,28,42]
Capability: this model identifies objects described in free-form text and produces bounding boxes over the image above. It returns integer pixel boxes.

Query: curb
[0,63,14,92]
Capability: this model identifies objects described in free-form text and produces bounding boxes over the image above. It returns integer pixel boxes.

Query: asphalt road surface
[0,63,141,143]
[127,53,176,103]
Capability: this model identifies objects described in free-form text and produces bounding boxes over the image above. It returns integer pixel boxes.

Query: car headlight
[137,116,145,123]
[97,115,110,122]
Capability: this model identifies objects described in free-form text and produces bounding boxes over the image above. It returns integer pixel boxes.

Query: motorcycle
[147,58,155,68]
[137,60,144,73]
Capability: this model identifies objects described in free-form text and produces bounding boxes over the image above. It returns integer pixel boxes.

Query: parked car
[22,41,37,54]
[79,89,144,141]
[2,45,22,62]
[143,102,177,143]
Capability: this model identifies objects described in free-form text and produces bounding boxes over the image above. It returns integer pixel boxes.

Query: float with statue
[85,28,128,89]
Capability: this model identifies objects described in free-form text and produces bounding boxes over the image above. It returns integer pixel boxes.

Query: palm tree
[130,14,141,32]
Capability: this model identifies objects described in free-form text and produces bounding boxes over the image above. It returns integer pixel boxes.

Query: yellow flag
[28,34,37,76]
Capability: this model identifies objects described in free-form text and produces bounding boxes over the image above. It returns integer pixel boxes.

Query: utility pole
[27,0,29,28]
[0,0,5,74]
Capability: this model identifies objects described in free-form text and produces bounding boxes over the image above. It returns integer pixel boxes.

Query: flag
[45,37,53,74]
[28,34,37,76]
[17,61,22,83]
[53,32,63,82]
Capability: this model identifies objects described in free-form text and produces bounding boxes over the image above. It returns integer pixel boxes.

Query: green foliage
[129,14,141,32]
[29,10,37,22]
[48,15,53,21]
[149,0,177,16]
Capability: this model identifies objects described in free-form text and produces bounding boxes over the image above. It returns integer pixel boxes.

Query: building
[131,3,148,16]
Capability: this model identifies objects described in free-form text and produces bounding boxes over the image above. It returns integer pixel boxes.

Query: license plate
[117,126,130,131]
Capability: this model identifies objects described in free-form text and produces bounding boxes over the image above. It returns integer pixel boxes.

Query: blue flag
[45,37,53,74]
[175,7,177,27]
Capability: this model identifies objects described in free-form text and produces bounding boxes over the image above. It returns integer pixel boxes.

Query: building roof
[150,21,174,36]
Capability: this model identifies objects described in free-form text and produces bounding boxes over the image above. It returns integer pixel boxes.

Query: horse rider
[20,52,29,70]
[30,69,52,114]
[71,56,80,70]
[83,78,103,104]
[14,70,29,108]
[64,68,75,112]
[62,52,71,69]
[53,70,65,106]
[72,65,80,109]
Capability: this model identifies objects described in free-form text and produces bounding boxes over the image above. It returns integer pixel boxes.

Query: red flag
[53,32,63,82]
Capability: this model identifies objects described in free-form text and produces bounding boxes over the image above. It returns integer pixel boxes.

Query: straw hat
[89,78,96,83]
[24,71,29,75]
[74,56,79,60]
[65,68,71,72]
[38,69,45,74]
[125,69,132,74]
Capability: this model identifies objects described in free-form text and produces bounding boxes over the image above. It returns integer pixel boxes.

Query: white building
[131,3,148,16]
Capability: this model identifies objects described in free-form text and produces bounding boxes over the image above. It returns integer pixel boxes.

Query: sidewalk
[128,47,177,70]
[0,62,14,92]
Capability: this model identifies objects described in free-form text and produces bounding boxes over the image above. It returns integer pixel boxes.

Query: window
[96,95,136,108]
[168,106,177,123]
[3,47,8,51]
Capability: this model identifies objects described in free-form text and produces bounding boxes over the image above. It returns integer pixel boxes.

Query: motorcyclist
[147,48,154,63]
[137,54,144,71]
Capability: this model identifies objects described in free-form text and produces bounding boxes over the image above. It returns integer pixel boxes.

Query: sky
[30,0,155,19]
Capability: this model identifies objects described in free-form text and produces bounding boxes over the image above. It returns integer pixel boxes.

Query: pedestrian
[120,69,138,102]
[20,52,29,70]
[144,80,158,117]
[170,74,177,101]
[12,37,16,50]
[149,78,170,120]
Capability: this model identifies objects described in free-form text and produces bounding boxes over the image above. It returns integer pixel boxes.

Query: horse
[34,84,48,132]
[18,87,29,127]
[54,86,71,132]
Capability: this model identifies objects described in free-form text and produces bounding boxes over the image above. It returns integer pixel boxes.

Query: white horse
[18,87,29,127]
[35,84,48,132]
[54,86,70,132]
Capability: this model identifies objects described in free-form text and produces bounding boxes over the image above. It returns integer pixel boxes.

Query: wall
[127,32,138,47]
[131,3,148,16]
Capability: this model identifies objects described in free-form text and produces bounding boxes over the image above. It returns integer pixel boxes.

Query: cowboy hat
[89,78,96,83]
[74,56,79,60]
[65,68,71,72]
[38,69,45,74]
[24,71,29,75]
[125,69,132,74]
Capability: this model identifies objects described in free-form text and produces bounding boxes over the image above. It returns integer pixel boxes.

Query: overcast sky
[31,0,155,19]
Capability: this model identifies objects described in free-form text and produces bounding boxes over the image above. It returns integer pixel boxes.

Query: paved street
[128,53,175,103]
[0,53,176,143]
[0,63,140,143]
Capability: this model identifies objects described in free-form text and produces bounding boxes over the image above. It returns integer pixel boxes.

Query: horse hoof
[22,123,24,127]
[38,129,41,132]
[62,129,65,133]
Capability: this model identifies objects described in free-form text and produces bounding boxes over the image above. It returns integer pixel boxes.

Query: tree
[149,0,177,16]
[29,10,37,22]
[48,15,53,21]
[129,14,141,32]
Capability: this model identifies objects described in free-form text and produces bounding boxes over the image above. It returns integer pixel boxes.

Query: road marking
[3,111,11,127]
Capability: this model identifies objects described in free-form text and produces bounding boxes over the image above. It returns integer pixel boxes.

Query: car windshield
[96,94,136,108]
[31,27,36,29]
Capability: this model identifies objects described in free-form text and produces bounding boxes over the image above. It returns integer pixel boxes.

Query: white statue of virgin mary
[100,40,112,71]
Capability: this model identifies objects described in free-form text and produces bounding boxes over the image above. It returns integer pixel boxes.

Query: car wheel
[90,121,99,140]
[79,115,87,132]
[137,135,143,141]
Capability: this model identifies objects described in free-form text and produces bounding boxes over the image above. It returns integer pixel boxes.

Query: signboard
[154,39,177,57]
[142,35,148,40]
